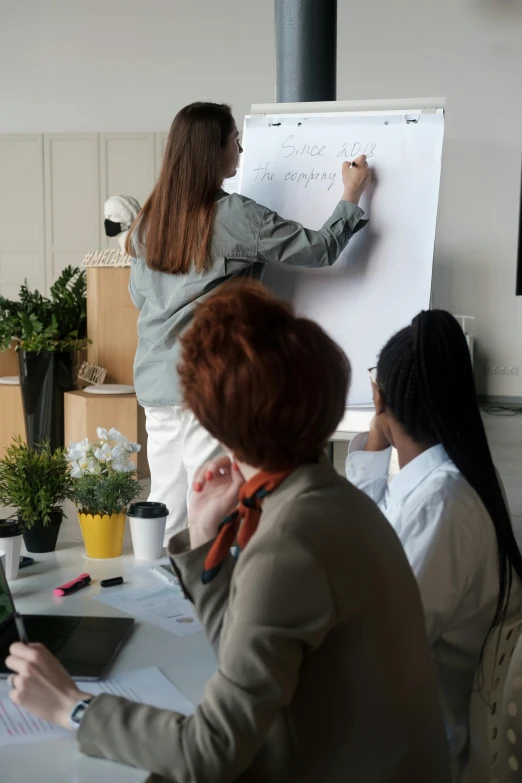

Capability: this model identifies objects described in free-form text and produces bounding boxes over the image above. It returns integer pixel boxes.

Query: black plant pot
[21,510,63,553]
[18,351,75,450]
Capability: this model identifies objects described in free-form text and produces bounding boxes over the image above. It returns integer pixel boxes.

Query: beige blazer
[78,458,452,782]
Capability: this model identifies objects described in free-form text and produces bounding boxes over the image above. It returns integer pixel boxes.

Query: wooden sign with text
[82,249,131,268]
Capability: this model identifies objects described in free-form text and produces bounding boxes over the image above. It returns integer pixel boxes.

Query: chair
[500,631,522,782]
[464,612,522,783]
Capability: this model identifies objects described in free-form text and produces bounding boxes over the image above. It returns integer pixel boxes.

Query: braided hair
[377,309,522,654]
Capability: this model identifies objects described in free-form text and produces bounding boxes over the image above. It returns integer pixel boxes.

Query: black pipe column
[275,0,337,103]
[275,0,337,465]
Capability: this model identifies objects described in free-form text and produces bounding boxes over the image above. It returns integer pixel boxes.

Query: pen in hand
[14,612,29,644]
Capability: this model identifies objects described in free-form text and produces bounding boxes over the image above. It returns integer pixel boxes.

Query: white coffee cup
[127,502,169,560]
[0,519,24,581]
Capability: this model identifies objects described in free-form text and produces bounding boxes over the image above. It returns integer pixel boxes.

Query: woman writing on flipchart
[124,101,371,542]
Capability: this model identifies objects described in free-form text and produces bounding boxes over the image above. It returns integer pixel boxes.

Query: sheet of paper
[0,667,193,747]
[96,584,202,636]
[240,111,444,405]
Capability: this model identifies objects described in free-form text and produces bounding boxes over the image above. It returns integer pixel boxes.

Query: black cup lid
[128,502,169,519]
[0,518,24,537]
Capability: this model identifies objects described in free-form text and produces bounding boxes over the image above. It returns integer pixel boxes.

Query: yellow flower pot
[78,512,126,559]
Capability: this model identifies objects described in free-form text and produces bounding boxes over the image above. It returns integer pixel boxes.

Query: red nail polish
[194,482,203,492]
[233,462,240,472]
[205,471,213,481]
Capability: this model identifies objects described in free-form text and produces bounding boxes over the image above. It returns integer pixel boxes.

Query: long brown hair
[126,102,234,274]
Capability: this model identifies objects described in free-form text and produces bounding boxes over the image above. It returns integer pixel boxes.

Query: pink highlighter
[53,573,91,597]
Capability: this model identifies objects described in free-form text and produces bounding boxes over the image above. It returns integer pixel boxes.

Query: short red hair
[178,280,350,471]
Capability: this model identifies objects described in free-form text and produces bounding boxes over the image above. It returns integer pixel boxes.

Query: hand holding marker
[342,154,371,205]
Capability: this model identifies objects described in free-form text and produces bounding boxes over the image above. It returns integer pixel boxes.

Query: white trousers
[145,406,223,543]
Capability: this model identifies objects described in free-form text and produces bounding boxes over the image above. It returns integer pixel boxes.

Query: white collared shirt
[346,434,522,773]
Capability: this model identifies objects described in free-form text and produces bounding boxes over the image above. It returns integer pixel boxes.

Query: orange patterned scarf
[202,470,291,584]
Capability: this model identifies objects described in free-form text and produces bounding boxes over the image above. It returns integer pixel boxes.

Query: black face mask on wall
[104,219,123,237]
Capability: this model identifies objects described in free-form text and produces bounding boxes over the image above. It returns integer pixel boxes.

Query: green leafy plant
[67,428,142,516]
[0,438,74,528]
[0,266,88,353]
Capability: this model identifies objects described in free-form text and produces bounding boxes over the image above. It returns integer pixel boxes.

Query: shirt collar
[388,444,451,504]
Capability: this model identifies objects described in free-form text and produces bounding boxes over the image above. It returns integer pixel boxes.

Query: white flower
[86,458,102,475]
[111,445,124,459]
[97,427,109,441]
[66,438,91,462]
[111,456,126,473]
[126,441,141,454]
[108,427,122,442]
[69,461,84,478]
[112,456,135,474]
[94,443,113,462]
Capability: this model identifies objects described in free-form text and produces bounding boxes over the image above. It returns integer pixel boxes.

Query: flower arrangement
[66,428,142,516]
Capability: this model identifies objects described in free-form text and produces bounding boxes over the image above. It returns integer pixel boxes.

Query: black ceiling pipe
[275,0,337,103]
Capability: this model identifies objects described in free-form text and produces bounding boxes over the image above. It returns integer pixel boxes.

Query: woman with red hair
[6,282,451,783]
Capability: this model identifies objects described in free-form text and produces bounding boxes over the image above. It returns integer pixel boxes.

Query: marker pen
[53,573,91,597]
[100,577,124,588]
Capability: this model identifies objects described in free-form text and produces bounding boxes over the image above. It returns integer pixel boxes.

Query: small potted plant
[0,437,74,553]
[0,266,89,450]
[67,428,141,559]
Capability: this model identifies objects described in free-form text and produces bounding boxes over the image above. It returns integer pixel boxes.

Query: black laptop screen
[0,560,15,634]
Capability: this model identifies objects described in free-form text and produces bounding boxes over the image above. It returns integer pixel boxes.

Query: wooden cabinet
[0,344,19,377]
[86,268,138,385]
[0,384,25,459]
[0,135,45,299]
[0,132,166,295]
[44,134,101,281]
[0,132,164,462]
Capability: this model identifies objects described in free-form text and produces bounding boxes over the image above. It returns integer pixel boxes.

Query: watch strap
[70,695,95,730]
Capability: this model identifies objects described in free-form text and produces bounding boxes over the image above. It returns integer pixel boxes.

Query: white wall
[0,0,275,134]
[1,0,522,397]
[336,0,522,397]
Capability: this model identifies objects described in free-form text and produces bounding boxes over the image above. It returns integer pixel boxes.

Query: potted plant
[67,428,141,559]
[0,437,74,553]
[0,266,89,450]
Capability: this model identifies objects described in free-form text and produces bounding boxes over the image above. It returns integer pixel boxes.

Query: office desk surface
[2,527,217,783]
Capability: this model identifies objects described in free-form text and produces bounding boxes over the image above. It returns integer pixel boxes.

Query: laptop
[0,560,134,680]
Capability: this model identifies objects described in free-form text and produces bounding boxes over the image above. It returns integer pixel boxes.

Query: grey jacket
[78,459,452,783]
[129,192,365,406]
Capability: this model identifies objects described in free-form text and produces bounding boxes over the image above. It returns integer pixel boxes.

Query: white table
[2,515,217,783]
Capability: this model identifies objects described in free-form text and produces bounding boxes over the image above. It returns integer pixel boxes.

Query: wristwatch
[70,696,95,730]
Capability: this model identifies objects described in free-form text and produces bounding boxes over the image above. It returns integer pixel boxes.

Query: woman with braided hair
[346,309,522,778]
